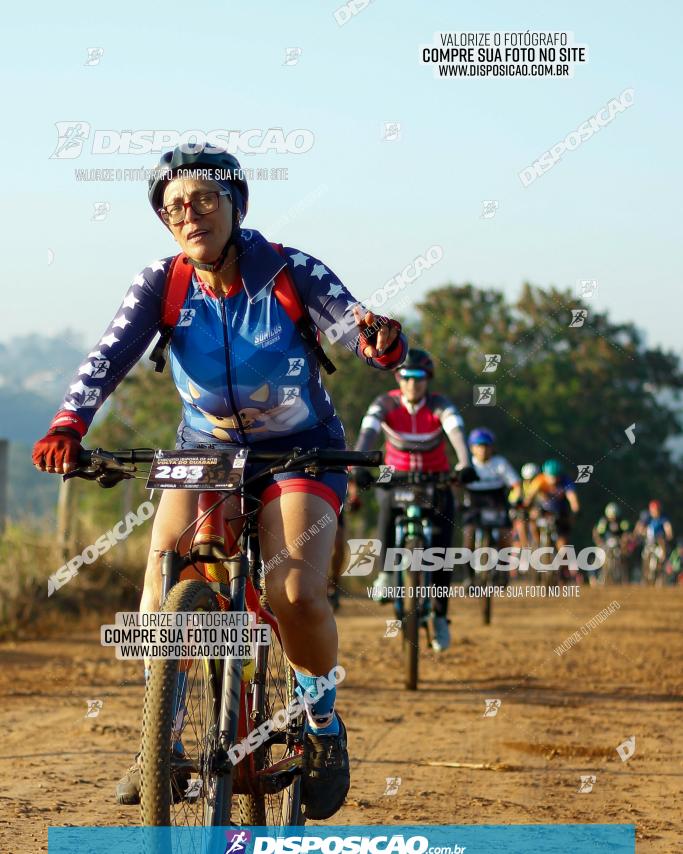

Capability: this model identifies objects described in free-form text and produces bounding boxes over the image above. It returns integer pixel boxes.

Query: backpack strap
[270,243,336,375]
[149,254,194,372]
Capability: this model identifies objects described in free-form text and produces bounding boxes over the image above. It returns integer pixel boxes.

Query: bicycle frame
[393,503,433,619]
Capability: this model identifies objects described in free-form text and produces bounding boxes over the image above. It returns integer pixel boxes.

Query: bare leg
[259,493,338,676]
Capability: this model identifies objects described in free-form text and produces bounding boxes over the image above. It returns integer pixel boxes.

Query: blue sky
[5,1,681,355]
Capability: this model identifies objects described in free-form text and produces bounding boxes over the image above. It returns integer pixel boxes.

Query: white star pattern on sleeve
[290,251,309,267]
[122,290,140,309]
[87,349,105,360]
[311,263,329,280]
[132,274,145,288]
[327,282,343,298]
[99,332,119,349]
[149,260,165,273]
[112,313,131,330]
[69,380,89,397]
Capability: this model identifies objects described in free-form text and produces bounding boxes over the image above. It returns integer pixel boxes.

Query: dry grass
[0,518,145,640]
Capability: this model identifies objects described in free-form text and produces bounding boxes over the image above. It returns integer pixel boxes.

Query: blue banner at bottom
[49,824,634,854]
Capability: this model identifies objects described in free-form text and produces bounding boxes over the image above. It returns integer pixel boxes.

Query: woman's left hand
[352,306,401,358]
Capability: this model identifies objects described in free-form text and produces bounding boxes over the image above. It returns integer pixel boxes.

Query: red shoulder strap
[269,242,306,324]
[162,254,194,328]
[269,242,337,375]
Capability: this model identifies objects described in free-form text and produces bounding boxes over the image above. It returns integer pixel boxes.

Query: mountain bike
[535,510,559,588]
[602,534,624,584]
[69,444,380,828]
[642,539,667,585]
[376,471,454,691]
[464,495,511,625]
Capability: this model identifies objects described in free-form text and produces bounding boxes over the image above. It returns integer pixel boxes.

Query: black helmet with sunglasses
[394,348,434,380]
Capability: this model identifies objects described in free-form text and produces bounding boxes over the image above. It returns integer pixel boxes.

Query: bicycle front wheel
[140,579,231,827]
[402,536,422,690]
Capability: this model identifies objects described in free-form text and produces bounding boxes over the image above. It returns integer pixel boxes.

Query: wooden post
[121,476,134,561]
[56,476,77,562]
[0,440,7,536]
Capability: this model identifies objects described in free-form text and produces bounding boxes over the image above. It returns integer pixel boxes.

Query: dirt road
[1,586,681,853]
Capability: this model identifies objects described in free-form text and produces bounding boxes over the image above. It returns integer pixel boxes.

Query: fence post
[56,477,77,562]
[0,440,7,536]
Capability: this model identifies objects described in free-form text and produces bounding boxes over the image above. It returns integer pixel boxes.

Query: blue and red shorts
[175,418,348,516]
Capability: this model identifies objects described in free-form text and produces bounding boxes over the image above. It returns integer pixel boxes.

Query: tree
[416,282,683,541]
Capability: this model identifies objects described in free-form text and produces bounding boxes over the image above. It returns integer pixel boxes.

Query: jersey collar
[400,394,427,415]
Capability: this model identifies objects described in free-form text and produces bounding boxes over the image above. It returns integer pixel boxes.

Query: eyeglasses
[159,190,231,226]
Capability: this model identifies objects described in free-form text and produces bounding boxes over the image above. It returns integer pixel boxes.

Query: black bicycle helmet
[148,144,249,272]
[395,348,434,379]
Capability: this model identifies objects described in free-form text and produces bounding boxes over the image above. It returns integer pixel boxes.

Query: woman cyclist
[31,144,407,820]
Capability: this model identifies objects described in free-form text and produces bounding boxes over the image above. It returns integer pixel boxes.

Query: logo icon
[286,357,305,376]
[483,354,501,373]
[376,464,395,484]
[382,122,401,141]
[84,47,104,66]
[343,539,381,576]
[384,619,401,638]
[578,775,596,793]
[383,776,402,795]
[284,47,303,66]
[281,386,301,406]
[575,464,593,484]
[481,200,499,219]
[483,698,501,718]
[177,308,195,327]
[569,309,588,328]
[474,385,496,406]
[578,279,597,298]
[50,121,91,159]
[85,699,103,718]
[81,388,102,407]
[224,829,251,854]
[92,202,111,222]
[185,778,203,800]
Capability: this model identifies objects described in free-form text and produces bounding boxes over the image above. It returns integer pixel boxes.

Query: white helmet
[521,462,539,481]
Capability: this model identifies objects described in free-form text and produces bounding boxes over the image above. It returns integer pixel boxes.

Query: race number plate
[146,449,249,491]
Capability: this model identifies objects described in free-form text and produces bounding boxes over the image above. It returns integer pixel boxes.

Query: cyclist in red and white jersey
[348,349,474,651]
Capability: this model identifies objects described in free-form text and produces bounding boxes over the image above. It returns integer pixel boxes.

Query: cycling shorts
[175,418,348,516]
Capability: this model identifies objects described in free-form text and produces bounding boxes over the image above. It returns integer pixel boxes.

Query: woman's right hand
[32,428,82,474]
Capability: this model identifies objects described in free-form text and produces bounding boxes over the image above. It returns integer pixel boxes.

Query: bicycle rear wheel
[402,536,421,690]
[140,579,232,827]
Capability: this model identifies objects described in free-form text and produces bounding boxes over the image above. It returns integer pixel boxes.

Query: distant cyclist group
[345,348,680,623]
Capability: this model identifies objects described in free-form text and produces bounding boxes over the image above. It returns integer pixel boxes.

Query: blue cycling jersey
[641,514,670,542]
[57,228,406,444]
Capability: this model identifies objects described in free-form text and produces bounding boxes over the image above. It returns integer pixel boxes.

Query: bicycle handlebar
[70,447,383,488]
[374,470,458,487]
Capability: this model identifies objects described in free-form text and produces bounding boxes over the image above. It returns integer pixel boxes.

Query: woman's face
[162,176,232,263]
